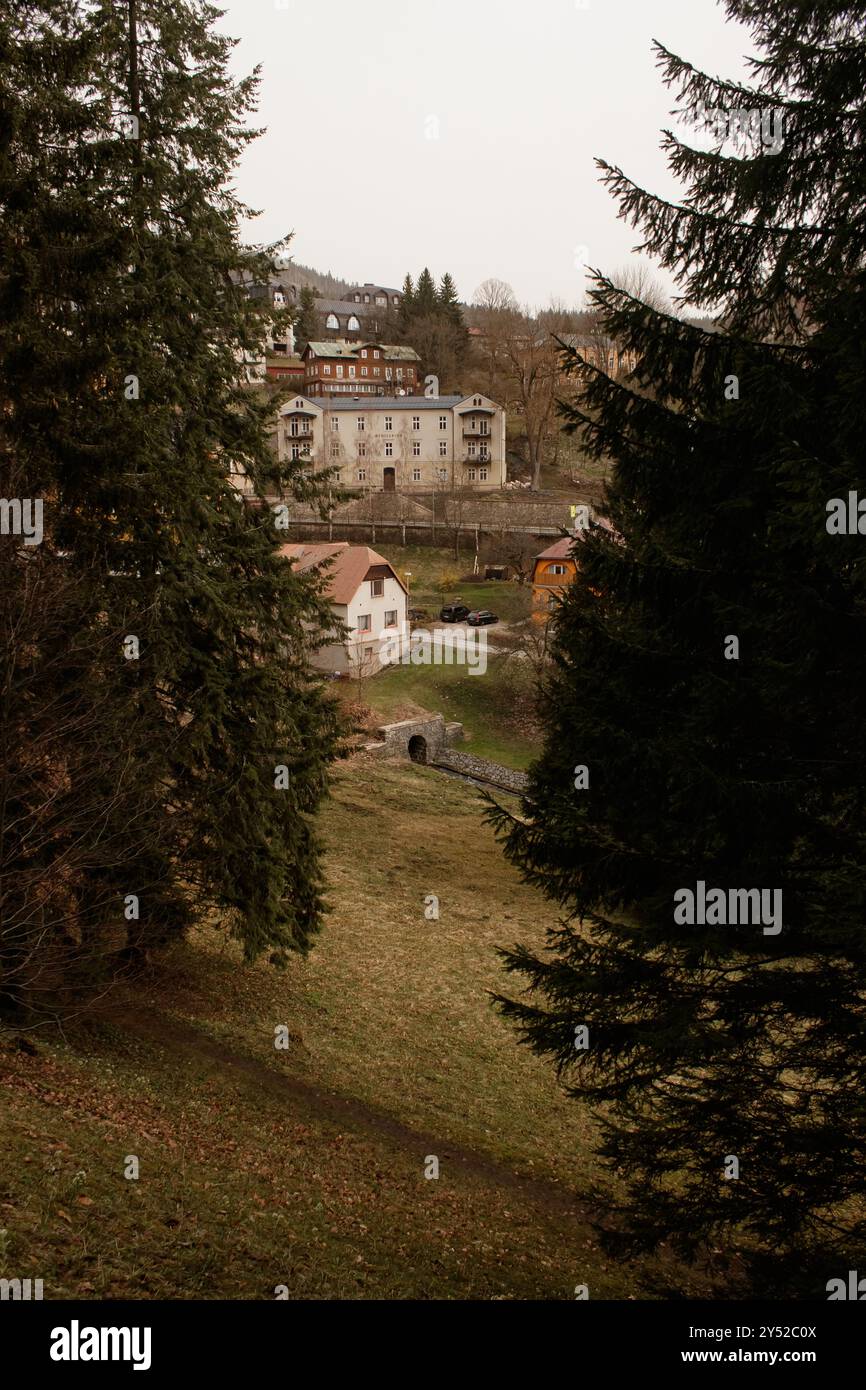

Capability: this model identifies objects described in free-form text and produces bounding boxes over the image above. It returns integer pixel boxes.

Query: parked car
[439,604,470,623]
[467,609,499,626]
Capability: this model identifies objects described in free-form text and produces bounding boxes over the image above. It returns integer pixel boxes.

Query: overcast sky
[218,0,754,310]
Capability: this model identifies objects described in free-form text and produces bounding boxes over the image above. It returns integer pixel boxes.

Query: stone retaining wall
[433,749,529,795]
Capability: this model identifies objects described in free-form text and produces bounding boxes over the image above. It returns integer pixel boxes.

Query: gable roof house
[281,541,409,676]
[531,518,616,619]
[302,340,422,397]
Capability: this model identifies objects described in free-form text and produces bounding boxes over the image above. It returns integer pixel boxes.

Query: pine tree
[414,266,437,317]
[437,271,463,326]
[398,273,415,331]
[489,0,866,1294]
[293,285,320,348]
[0,0,342,998]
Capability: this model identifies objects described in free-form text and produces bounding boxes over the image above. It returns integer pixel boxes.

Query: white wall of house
[310,574,409,675]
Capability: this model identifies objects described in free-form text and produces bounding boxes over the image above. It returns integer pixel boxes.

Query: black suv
[440,604,470,623]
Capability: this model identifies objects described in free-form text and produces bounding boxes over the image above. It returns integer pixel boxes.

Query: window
[323,364,331,375]
[467,467,477,481]
[384,609,398,626]
[361,349,368,359]
[348,366,356,378]
[412,468,421,482]
[374,350,380,359]
[348,315,360,332]
[331,444,339,459]
[468,442,476,457]
[331,418,339,431]
[385,368,393,381]
[385,416,393,431]
[336,364,343,377]
[412,441,421,456]
[396,368,404,380]
[357,614,372,631]
[361,367,368,376]
[376,295,386,306]
[412,415,420,430]
[437,467,447,482]
[357,468,367,482]
[326,313,339,329]
[357,417,365,431]
[371,578,384,597]
[364,293,370,303]
[358,442,366,458]
[439,415,447,430]
[479,467,489,482]
[385,441,393,457]
[548,563,567,575]
[373,367,380,377]
[291,443,300,460]
[439,441,447,457]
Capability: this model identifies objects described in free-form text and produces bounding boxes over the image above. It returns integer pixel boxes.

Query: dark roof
[315,298,373,317]
[342,284,402,301]
[321,396,464,412]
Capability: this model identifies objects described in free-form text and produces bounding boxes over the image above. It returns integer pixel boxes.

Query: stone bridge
[364,715,463,764]
[363,715,528,795]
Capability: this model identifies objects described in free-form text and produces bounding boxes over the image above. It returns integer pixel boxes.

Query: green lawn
[383,543,533,625]
[362,654,539,770]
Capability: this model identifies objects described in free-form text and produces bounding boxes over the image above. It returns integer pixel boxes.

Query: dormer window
[348,315,360,331]
[326,313,339,330]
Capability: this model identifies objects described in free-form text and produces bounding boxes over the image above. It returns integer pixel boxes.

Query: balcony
[463,428,491,439]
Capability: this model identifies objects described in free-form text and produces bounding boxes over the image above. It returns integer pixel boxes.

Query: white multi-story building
[276,392,506,493]
[280,541,409,675]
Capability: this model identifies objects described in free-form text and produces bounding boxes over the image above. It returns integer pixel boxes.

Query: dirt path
[109,1001,603,1230]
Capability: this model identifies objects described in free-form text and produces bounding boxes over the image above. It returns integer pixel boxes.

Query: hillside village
[4,0,862,1337]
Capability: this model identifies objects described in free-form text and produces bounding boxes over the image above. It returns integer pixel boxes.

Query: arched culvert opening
[408,735,428,764]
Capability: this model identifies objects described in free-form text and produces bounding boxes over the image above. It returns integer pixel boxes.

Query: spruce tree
[398,273,415,331]
[1,0,341,992]
[437,271,463,326]
[414,266,437,317]
[490,0,866,1294]
[293,284,320,348]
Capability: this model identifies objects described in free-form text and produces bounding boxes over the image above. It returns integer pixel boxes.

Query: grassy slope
[360,657,537,770]
[0,760,662,1301]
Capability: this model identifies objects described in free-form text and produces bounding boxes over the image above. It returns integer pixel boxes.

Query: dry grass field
[0,759,692,1300]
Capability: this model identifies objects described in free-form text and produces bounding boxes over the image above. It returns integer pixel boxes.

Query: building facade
[531,537,579,618]
[276,392,506,492]
[280,541,409,675]
[302,341,422,397]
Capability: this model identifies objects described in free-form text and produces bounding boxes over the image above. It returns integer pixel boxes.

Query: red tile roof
[280,541,407,605]
[535,536,578,562]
